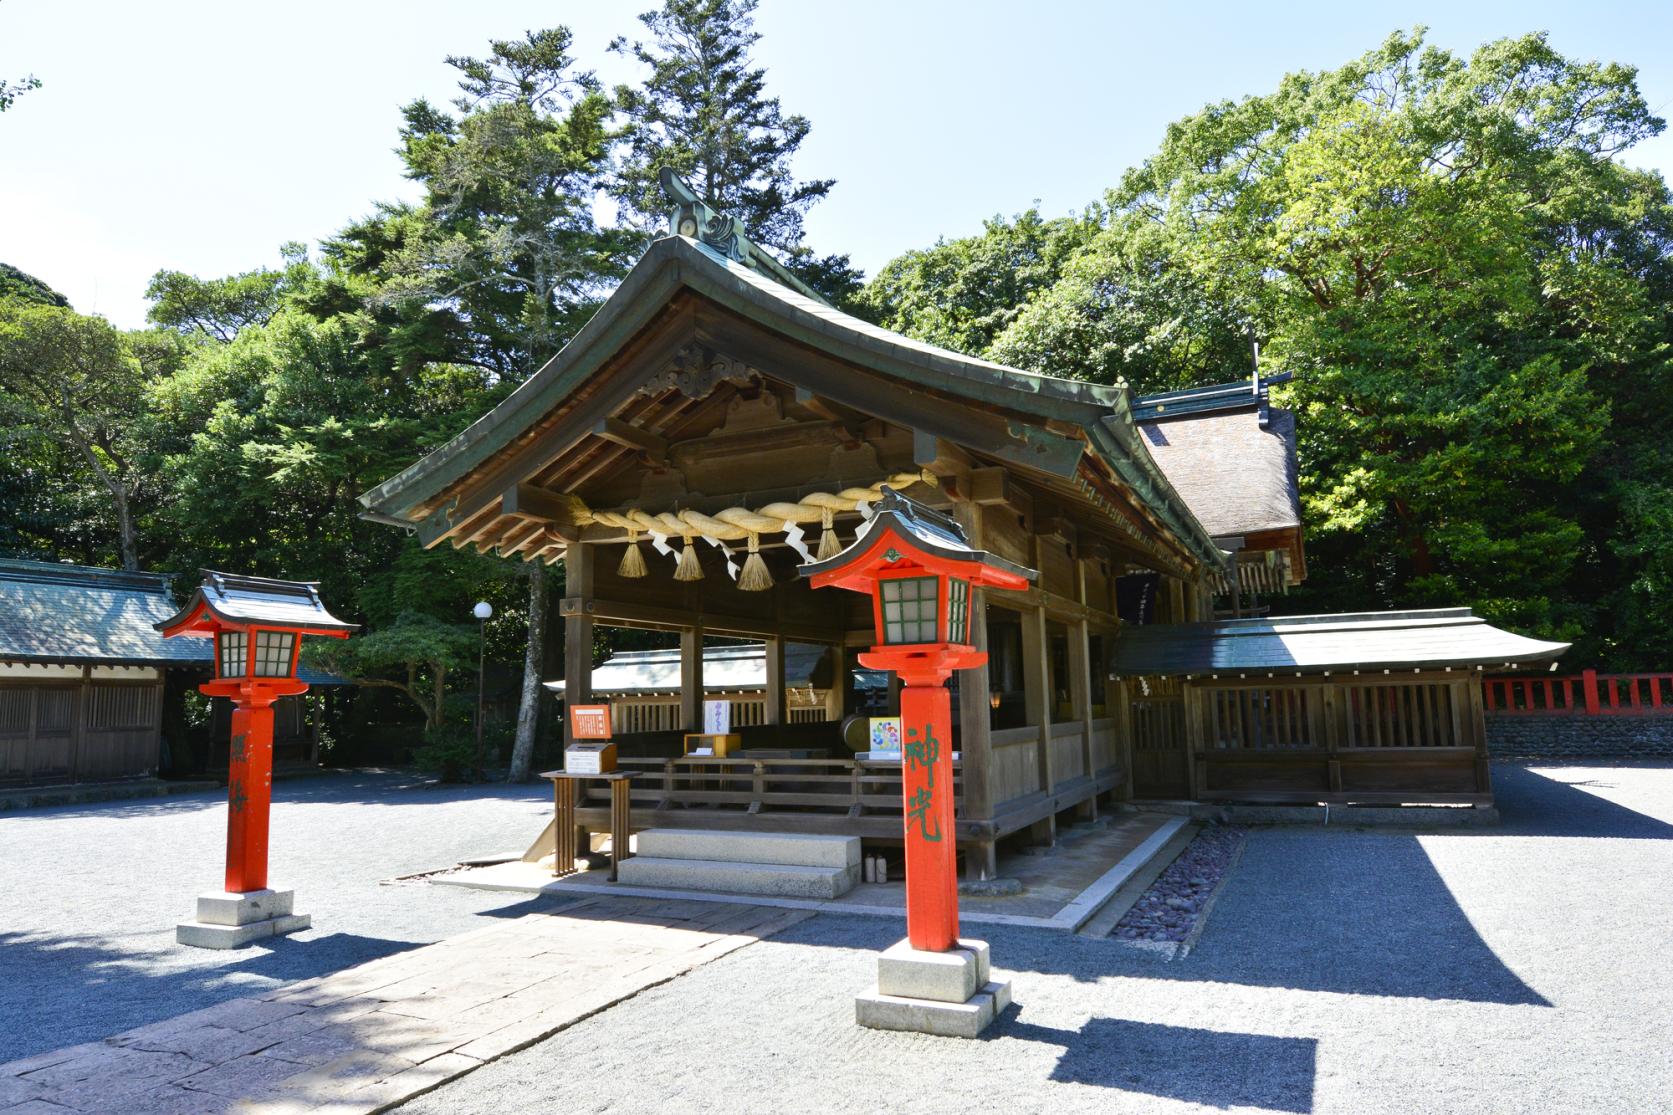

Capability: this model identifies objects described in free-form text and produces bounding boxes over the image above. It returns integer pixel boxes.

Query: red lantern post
[156,572,356,948]
[803,488,1034,1034]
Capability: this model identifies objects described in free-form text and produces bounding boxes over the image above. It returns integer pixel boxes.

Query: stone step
[615,856,860,899]
[634,828,861,871]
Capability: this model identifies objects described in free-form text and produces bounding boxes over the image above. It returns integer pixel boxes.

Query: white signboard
[703,699,731,735]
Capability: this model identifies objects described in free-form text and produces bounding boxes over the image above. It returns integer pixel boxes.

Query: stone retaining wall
[1486,714,1673,760]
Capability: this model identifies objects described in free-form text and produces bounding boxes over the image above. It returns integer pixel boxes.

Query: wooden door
[27,686,77,784]
[1129,684,1190,799]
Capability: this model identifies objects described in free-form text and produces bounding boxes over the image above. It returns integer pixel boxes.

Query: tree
[610,0,860,302]
[146,244,314,342]
[0,75,40,113]
[306,612,479,734]
[0,263,69,307]
[867,29,1673,662]
[333,29,632,775]
[0,303,152,569]
[358,28,633,380]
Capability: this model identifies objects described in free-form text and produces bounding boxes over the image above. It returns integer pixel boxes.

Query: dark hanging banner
[1115,573,1160,626]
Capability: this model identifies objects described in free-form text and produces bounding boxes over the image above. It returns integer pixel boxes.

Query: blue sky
[2,0,1670,329]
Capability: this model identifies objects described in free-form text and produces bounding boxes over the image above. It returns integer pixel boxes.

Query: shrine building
[360,177,1567,876]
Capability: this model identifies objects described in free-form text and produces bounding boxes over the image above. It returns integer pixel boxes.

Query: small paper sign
[868,717,903,757]
[703,699,731,735]
[569,704,612,740]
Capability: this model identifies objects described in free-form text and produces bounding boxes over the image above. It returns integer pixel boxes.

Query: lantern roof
[800,488,1036,591]
[154,570,358,639]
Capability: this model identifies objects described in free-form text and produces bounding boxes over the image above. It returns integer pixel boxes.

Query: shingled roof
[1135,385,1301,540]
[0,559,207,667]
[0,559,347,683]
[1108,608,1569,677]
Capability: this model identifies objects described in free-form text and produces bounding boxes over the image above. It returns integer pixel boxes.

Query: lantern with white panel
[156,571,357,948]
[801,487,1035,1037]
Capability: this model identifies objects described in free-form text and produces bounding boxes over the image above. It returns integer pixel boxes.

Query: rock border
[1108,825,1248,962]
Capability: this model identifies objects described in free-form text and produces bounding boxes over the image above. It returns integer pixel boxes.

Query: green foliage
[0,302,154,569]
[145,243,314,342]
[0,75,40,113]
[306,612,480,733]
[0,263,69,307]
[863,29,1673,666]
[610,0,857,302]
[352,28,634,381]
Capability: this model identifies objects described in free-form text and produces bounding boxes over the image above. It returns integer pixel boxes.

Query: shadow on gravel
[0,929,419,1065]
[1490,764,1673,839]
[1002,1017,1316,1112]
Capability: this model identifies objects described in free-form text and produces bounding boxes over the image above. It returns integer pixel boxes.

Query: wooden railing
[582,755,964,818]
[1484,670,1673,716]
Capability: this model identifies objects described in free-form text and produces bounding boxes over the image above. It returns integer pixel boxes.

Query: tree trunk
[508,562,548,782]
[112,481,139,571]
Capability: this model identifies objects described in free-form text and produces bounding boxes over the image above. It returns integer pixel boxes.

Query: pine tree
[610,0,861,302]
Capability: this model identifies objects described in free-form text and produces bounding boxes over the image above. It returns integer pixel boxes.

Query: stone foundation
[1486,714,1673,760]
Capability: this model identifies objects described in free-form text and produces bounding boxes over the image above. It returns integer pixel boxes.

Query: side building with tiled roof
[0,559,338,787]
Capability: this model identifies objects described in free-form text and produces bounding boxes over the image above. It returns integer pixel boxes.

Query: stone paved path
[0,896,810,1114]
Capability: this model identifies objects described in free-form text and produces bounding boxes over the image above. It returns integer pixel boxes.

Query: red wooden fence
[1482,670,1673,715]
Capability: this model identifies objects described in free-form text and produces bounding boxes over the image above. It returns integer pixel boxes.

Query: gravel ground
[0,770,556,1063]
[401,762,1673,1115]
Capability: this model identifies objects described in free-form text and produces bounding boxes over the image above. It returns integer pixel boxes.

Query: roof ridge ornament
[657,167,832,307]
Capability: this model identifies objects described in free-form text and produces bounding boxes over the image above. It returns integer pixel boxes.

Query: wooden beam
[593,416,668,461]
[969,467,1009,506]
[695,313,1086,478]
[425,301,697,547]
[559,596,843,644]
[501,483,587,528]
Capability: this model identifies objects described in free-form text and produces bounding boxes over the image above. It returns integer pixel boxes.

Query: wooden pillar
[825,643,846,721]
[1109,676,1135,802]
[1181,682,1206,800]
[680,624,705,732]
[951,501,996,877]
[562,545,595,749]
[1021,603,1055,844]
[1167,577,1186,625]
[1071,557,1097,820]
[1068,619,1096,820]
[764,635,786,727]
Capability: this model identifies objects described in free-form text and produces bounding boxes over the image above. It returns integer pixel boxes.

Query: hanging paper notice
[868,716,903,758]
[703,699,731,735]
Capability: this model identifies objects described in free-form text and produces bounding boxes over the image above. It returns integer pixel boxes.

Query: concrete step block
[855,980,1012,1038]
[876,938,991,1004]
[177,911,311,950]
[634,828,860,870]
[615,856,859,899]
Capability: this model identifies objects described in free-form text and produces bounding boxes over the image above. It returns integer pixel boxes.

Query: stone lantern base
[176,888,310,949]
[855,938,1012,1038]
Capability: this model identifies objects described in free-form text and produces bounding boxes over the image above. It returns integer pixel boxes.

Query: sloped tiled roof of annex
[1107,608,1570,677]
[0,559,206,666]
[0,559,347,683]
[358,233,1229,575]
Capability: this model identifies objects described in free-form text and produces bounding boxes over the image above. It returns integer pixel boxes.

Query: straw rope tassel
[738,532,773,591]
[817,508,841,560]
[674,533,704,581]
[618,528,648,578]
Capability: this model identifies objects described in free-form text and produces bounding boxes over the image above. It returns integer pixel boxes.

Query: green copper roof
[359,234,1228,574]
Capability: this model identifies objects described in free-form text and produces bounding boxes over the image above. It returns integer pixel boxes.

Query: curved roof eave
[358,236,1228,572]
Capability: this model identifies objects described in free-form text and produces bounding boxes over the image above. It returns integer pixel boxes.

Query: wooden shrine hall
[361,175,1568,873]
